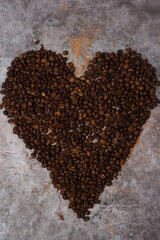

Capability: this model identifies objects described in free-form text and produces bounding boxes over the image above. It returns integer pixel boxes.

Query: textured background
[0,0,160,240]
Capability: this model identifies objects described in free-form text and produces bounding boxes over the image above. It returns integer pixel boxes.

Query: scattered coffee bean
[35,40,40,44]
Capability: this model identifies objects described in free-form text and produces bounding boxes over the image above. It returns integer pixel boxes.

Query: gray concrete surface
[0,0,160,240]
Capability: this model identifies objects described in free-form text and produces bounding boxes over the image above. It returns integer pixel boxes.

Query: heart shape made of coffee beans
[0,46,160,221]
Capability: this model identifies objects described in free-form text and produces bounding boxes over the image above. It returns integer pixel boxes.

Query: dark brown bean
[63,51,68,55]
[35,40,40,44]
[3,110,8,115]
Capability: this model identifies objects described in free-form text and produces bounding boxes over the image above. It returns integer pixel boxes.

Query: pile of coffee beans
[0,46,159,221]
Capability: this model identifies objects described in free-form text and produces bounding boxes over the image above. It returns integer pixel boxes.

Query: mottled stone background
[0,0,160,240]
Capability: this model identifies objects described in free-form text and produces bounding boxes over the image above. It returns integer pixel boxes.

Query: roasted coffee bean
[0,46,159,221]
[31,152,36,158]
[35,40,40,44]
[3,110,8,115]
[63,51,68,55]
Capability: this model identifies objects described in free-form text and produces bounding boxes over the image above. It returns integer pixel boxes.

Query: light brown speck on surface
[61,3,68,9]
[69,25,105,76]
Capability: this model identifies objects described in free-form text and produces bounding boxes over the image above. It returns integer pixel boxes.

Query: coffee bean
[69,77,75,83]
[100,139,106,145]
[84,216,90,221]
[41,58,47,63]
[106,181,112,186]
[13,127,17,134]
[3,110,8,115]
[0,45,159,221]
[35,40,40,44]
[8,119,14,124]
[31,153,36,158]
[63,51,68,55]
